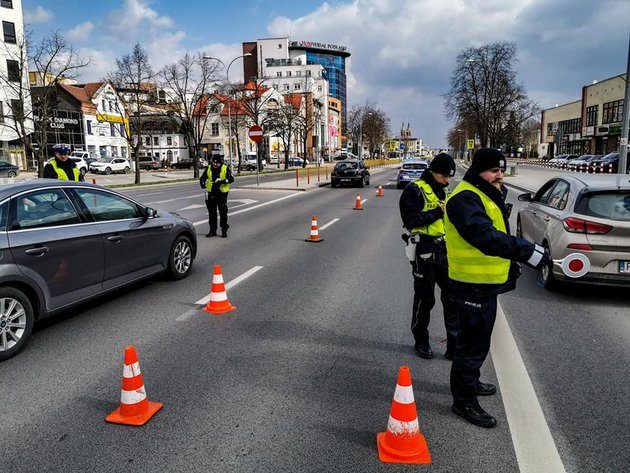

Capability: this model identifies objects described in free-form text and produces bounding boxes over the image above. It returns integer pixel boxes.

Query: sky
[22,0,630,148]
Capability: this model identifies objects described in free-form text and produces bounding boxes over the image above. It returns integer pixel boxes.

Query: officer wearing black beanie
[399,153,458,361]
[444,148,549,428]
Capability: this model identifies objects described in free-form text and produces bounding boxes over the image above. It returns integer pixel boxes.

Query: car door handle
[107,235,122,243]
[542,216,550,222]
[25,246,49,256]
[531,210,538,216]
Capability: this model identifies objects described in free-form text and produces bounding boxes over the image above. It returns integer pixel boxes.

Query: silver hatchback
[0,180,197,360]
[517,174,630,289]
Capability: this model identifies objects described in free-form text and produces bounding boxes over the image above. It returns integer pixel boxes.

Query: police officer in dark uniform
[43,144,84,181]
[444,148,549,428]
[200,155,234,238]
[399,153,458,360]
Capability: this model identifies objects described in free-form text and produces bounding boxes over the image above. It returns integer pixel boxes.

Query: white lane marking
[175,266,264,322]
[319,218,340,231]
[193,192,302,226]
[178,203,206,211]
[147,195,198,204]
[491,302,566,473]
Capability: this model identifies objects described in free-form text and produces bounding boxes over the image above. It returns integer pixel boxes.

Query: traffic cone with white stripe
[106,346,163,426]
[203,264,236,314]
[376,185,383,197]
[305,214,323,242]
[377,366,431,464]
[354,193,363,210]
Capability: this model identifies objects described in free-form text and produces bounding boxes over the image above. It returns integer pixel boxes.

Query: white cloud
[77,48,118,82]
[107,0,174,39]
[23,6,54,24]
[67,22,94,43]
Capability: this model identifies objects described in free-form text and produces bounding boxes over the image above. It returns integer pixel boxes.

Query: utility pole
[619,33,630,174]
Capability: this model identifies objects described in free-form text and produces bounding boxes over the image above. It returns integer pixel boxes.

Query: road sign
[467,139,475,150]
[248,125,264,142]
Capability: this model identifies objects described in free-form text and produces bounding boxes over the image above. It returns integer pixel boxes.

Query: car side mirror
[518,193,532,202]
[144,207,157,220]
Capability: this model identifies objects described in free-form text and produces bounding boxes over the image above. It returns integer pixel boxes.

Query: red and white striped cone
[203,265,236,314]
[106,346,163,426]
[306,215,323,242]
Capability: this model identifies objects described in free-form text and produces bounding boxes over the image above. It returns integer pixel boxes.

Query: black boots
[452,404,497,428]
[414,342,434,359]
[205,231,217,238]
[221,225,229,238]
[477,382,497,396]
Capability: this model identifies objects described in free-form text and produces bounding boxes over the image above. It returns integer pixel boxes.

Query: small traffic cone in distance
[106,346,163,426]
[377,185,383,197]
[377,366,431,464]
[354,193,363,210]
[203,264,236,314]
[306,214,323,242]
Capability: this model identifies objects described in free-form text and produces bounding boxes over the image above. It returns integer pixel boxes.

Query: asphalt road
[0,166,627,472]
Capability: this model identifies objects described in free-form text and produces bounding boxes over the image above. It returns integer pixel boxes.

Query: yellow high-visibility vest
[411,179,449,237]
[205,165,229,193]
[49,159,80,181]
[444,180,510,284]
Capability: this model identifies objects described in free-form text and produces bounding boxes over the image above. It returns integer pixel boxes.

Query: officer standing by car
[444,148,549,428]
[200,155,234,238]
[399,153,458,360]
[42,144,84,181]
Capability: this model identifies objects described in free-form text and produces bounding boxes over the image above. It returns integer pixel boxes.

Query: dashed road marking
[492,302,566,473]
[319,218,340,231]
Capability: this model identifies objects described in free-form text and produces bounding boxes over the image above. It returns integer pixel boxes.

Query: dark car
[0,161,19,178]
[0,180,197,361]
[171,159,194,169]
[138,156,161,170]
[589,152,628,173]
[330,160,370,188]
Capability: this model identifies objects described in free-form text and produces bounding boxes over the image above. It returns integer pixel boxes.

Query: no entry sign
[248,125,264,142]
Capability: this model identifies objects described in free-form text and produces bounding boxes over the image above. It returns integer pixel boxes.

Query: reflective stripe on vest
[49,159,80,181]
[444,180,510,284]
[411,180,448,237]
[205,164,229,193]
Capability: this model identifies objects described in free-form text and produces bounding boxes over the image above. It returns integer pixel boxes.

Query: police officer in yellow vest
[43,144,84,181]
[200,155,234,238]
[399,153,458,360]
[445,148,549,428]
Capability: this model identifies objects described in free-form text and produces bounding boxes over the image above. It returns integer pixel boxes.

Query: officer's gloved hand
[526,243,550,269]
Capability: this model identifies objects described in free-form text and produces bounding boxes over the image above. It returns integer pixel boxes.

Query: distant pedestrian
[444,148,549,428]
[43,144,84,181]
[200,155,234,238]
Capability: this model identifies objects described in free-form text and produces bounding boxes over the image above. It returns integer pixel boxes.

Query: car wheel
[331,180,337,188]
[539,242,559,291]
[365,176,370,186]
[0,287,35,361]
[124,166,130,174]
[104,167,112,175]
[7,170,16,178]
[358,177,364,188]
[167,235,194,280]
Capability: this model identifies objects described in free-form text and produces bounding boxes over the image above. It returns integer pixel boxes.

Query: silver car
[0,180,197,360]
[517,174,630,289]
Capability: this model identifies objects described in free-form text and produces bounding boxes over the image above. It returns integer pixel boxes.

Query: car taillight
[567,243,593,250]
[562,217,612,234]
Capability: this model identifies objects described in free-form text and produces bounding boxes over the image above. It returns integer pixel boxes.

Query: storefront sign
[34,111,81,131]
[290,40,348,53]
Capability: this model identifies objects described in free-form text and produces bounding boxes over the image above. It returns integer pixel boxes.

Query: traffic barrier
[354,193,363,210]
[377,366,431,464]
[306,214,323,242]
[608,163,613,173]
[202,265,236,314]
[106,346,163,426]
[376,185,383,197]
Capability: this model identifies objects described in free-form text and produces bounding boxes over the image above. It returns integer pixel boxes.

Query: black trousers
[411,250,458,354]
[450,294,497,407]
[206,191,228,232]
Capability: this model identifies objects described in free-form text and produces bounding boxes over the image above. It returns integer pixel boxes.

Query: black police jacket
[445,170,537,296]
[399,169,448,254]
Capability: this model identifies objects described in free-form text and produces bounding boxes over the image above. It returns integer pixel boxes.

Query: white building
[0,0,33,167]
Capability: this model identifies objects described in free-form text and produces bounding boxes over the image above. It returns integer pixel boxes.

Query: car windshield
[335,162,358,170]
[402,163,427,170]
[97,158,112,163]
[576,192,630,221]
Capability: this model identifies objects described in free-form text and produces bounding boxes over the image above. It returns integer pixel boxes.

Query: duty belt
[409,234,444,244]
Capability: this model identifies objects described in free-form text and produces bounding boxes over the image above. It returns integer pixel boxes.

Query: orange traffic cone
[354,193,363,210]
[106,346,163,426]
[377,366,431,464]
[376,185,383,197]
[203,265,236,314]
[306,215,323,242]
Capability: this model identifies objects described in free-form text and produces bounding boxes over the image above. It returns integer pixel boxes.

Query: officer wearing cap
[399,153,458,360]
[200,155,234,238]
[444,148,549,428]
[43,144,84,181]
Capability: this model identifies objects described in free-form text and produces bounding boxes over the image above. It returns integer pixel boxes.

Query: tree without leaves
[109,43,155,184]
[267,94,302,170]
[348,104,389,157]
[293,74,325,167]
[0,30,90,176]
[444,42,539,149]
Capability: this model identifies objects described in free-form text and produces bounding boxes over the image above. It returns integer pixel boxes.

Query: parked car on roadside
[516,174,630,289]
[570,155,602,167]
[69,157,89,176]
[0,161,19,178]
[0,179,197,360]
[589,152,628,173]
[170,159,194,169]
[330,159,370,188]
[89,157,131,174]
[137,156,161,171]
[287,157,309,167]
[396,159,429,189]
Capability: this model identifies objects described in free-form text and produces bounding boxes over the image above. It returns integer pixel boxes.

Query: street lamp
[203,53,252,171]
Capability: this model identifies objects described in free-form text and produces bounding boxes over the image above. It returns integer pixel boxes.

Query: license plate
[619,261,630,273]
[341,178,351,182]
